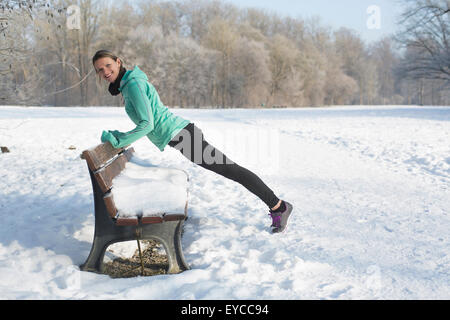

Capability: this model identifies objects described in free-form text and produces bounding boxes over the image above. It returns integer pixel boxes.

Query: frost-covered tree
[396,0,450,83]
[0,0,60,104]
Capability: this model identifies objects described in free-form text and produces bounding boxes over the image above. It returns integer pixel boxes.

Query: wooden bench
[79,142,190,274]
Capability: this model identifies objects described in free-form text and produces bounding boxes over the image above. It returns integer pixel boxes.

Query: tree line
[1,0,449,107]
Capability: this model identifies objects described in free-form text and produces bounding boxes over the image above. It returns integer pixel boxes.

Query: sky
[225,0,406,43]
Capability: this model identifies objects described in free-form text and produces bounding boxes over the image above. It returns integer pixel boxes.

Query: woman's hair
[92,50,125,84]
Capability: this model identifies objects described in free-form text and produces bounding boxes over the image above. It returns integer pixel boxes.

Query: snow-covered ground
[0,105,449,300]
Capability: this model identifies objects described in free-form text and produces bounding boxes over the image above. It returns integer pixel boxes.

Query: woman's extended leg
[168,123,293,233]
[168,123,279,208]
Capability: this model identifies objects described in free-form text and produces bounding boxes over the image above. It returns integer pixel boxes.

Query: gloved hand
[101,130,119,148]
[108,130,122,138]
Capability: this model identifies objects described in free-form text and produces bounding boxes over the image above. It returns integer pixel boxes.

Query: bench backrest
[81,142,124,171]
[81,143,135,193]
[81,142,135,220]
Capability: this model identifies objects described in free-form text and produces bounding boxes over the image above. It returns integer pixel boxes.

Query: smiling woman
[91,49,293,233]
[92,50,127,95]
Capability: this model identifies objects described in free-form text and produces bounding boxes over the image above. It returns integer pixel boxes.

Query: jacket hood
[119,66,148,91]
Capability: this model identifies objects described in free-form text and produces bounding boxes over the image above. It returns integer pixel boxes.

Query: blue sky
[226,0,405,43]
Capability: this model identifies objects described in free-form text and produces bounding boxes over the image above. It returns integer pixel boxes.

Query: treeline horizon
[1,0,449,107]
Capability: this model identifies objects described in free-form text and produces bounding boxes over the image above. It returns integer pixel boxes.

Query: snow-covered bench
[79,142,190,274]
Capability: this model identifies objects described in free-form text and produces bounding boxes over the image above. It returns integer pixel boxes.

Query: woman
[92,50,293,233]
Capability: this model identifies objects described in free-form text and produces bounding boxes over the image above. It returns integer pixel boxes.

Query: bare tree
[370,37,398,104]
[396,0,450,83]
[267,34,301,106]
[71,0,99,106]
[0,0,64,104]
[231,37,270,107]
[203,17,239,107]
[323,49,358,106]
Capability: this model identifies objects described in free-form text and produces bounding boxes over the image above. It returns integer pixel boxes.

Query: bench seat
[111,161,189,219]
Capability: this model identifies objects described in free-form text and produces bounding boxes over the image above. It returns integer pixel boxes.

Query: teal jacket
[101,66,190,151]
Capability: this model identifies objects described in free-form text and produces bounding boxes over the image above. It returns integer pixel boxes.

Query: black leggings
[168,123,280,209]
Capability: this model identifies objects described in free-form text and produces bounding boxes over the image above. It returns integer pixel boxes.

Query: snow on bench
[112,160,189,219]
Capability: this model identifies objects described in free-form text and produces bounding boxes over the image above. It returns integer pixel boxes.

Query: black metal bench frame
[79,142,190,274]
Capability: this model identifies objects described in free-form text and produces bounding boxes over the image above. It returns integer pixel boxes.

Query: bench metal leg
[80,220,190,275]
[79,234,113,273]
[159,220,190,274]
[141,219,190,274]
[80,222,142,274]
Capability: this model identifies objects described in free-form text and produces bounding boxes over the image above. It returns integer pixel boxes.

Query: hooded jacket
[101,66,190,151]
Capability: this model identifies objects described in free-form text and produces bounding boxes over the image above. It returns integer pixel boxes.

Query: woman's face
[94,57,121,83]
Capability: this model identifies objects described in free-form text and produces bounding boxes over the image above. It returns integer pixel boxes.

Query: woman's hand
[108,130,121,138]
[101,130,119,147]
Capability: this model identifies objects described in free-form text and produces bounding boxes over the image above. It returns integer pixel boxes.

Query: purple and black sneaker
[269,201,293,234]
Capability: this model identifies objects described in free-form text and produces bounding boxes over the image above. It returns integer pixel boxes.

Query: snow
[0,105,449,300]
[112,159,189,218]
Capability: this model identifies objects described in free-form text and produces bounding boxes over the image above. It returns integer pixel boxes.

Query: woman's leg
[168,123,280,209]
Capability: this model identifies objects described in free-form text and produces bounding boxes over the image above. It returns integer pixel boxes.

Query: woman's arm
[102,79,155,148]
